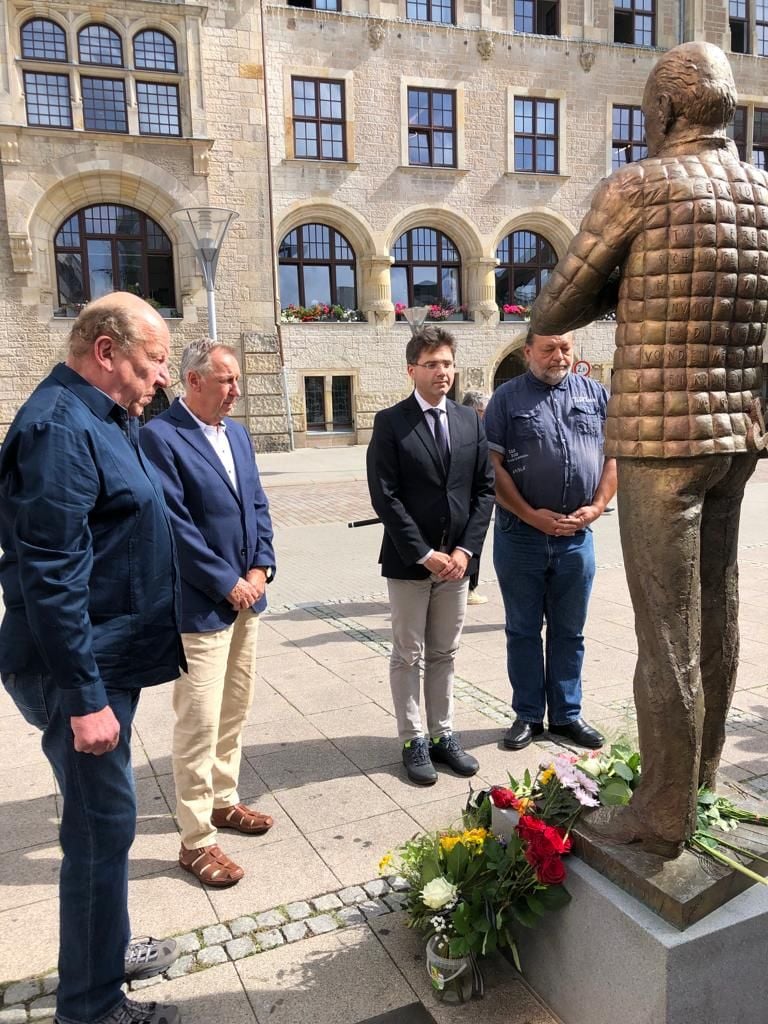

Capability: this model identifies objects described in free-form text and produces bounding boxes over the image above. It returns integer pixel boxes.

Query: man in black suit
[367,326,495,785]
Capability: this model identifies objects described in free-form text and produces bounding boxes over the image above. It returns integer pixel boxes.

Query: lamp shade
[172,207,238,288]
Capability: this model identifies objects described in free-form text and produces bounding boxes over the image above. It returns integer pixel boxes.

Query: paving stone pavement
[2,445,768,1024]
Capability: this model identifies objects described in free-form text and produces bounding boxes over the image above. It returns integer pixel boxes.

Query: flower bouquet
[380,791,572,998]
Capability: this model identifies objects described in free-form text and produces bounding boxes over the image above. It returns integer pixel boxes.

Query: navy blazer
[367,393,495,580]
[0,364,184,716]
[140,399,276,633]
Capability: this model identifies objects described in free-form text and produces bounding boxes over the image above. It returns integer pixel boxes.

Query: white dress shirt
[180,398,239,496]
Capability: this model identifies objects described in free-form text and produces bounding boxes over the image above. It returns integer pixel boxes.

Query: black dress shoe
[548,718,604,749]
[402,737,437,786]
[429,734,479,777]
[503,718,544,751]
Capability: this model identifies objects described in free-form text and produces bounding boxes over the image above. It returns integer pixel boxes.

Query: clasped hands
[227,568,268,611]
[532,504,603,537]
[424,548,470,580]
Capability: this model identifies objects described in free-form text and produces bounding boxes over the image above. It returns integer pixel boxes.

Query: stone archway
[493,348,527,388]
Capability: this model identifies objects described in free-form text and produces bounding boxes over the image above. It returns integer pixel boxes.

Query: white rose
[421,877,458,910]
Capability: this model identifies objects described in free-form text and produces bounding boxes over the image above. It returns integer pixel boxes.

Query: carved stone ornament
[9,234,33,273]
[368,21,386,49]
[477,33,495,61]
[579,49,596,72]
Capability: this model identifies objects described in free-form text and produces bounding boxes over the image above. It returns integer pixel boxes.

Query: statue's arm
[531,173,640,336]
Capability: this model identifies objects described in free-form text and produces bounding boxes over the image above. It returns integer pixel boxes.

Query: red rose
[516,815,547,838]
[536,856,566,885]
[541,824,571,855]
[490,787,519,809]
[524,833,555,864]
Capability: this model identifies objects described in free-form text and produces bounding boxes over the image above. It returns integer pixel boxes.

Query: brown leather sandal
[211,803,274,835]
[179,844,244,887]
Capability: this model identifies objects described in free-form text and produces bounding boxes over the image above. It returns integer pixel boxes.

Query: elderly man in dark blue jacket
[0,293,185,1024]
[141,339,276,888]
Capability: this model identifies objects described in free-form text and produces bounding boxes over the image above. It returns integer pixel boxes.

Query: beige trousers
[387,576,468,741]
[173,610,260,849]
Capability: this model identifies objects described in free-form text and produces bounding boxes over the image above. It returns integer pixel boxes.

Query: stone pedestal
[516,858,768,1024]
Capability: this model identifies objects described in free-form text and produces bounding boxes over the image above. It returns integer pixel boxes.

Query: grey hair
[179,338,237,384]
[461,390,488,410]
[69,304,142,358]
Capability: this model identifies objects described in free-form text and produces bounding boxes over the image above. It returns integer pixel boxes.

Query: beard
[531,366,570,385]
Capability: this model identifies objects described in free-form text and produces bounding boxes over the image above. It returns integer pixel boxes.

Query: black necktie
[427,408,450,471]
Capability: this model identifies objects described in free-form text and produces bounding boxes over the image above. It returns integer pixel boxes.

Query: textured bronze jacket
[531,137,768,458]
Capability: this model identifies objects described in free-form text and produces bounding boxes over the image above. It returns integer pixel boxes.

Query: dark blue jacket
[0,364,184,716]
[140,399,276,633]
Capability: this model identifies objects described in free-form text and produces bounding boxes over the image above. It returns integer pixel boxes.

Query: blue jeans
[2,673,139,1024]
[493,508,595,725]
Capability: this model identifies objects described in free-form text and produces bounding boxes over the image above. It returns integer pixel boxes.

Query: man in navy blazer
[367,326,495,786]
[141,339,276,888]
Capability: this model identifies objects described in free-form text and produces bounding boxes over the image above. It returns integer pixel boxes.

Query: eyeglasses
[412,361,455,371]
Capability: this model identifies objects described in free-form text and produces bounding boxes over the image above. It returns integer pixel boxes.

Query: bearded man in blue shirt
[484,329,616,752]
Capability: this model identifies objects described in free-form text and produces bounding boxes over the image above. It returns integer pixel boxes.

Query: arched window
[78,24,124,66]
[134,30,178,72]
[54,204,176,317]
[278,224,357,315]
[495,230,557,319]
[391,227,463,318]
[21,18,67,60]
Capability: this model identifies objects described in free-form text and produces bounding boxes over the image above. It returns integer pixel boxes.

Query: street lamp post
[172,207,238,340]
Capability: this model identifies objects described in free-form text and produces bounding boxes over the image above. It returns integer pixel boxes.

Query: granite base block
[517,857,768,1024]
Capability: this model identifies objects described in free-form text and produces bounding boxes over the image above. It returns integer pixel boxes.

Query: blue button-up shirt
[0,363,183,716]
[484,370,608,514]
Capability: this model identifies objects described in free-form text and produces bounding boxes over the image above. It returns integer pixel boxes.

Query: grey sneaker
[57,998,181,1024]
[402,737,437,786]
[429,733,479,777]
[124,936,179,981]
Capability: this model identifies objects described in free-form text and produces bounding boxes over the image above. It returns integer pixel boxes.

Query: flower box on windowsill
[54,304,181,319]
[280,304,366,324]
[499,305,531,323]
[394,304,469,323]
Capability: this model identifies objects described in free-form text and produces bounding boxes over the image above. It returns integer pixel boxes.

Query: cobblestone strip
[0,878,411,1019]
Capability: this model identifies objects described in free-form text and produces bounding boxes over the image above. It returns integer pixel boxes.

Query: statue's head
[642,42,736,156]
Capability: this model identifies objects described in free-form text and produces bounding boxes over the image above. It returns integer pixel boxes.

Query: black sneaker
[57,997,181,1024]
[402,737,438,786]
[429,734,479,777]
[125,936,179,981]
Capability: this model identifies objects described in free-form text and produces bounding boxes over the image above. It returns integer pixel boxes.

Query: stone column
[466,257,499,324]
[360,255,394,325]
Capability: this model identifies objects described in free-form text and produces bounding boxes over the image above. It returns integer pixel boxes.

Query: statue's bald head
[642,42,736,155]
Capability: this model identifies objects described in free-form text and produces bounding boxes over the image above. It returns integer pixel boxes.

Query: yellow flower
[540,767,556,785]
[378,853,394,875]
[516,798,533,813]
[439,835,461,853]
[461,828,488,848]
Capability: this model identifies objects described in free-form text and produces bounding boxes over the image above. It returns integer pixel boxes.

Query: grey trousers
[387,576,469,741]
[618,453,757,844]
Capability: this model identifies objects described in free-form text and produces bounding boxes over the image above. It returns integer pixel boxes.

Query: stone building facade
[0,0,766,448]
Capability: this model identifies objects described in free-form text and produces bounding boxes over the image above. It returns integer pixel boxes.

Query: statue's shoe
[580,805,685,860]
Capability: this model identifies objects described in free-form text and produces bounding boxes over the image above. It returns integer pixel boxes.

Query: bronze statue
[531,42,768,858]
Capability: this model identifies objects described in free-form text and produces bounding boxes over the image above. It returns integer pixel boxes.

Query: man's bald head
[642,42,736,155]
[68,291,166,359]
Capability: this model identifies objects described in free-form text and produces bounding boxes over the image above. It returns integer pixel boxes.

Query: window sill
[397,164,468,176]
[504,170,570,181]
[283,158,360,169]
